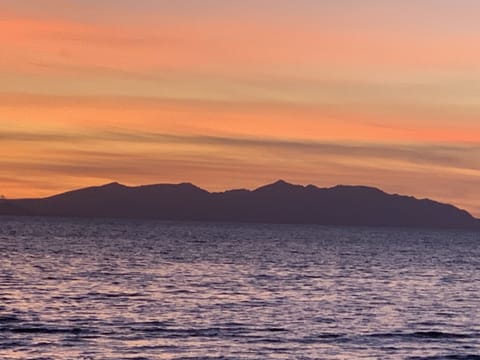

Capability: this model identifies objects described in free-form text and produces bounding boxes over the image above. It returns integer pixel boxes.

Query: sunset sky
[1,0,480,215]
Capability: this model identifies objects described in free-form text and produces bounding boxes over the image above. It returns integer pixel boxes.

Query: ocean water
[1,217,480,360]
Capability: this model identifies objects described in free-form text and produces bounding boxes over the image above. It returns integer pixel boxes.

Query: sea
[1,217,480,360]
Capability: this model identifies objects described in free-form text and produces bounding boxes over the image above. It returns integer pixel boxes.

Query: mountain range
[1,180,478,229]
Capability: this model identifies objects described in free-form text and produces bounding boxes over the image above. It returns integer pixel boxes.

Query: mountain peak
[255,179,299,192]
[102,181,125,188]
[272,179,292,186]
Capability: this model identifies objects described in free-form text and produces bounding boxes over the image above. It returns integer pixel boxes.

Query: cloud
[1,127,479,171]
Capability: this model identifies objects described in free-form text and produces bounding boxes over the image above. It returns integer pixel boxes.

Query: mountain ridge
[2,180,479,229]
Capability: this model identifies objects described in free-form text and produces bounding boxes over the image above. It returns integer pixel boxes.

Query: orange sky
[1,1,480,216]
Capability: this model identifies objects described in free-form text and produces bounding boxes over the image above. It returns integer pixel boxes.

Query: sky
[1,0,480,216]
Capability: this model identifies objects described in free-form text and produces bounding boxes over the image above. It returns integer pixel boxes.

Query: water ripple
[1,217,480,359]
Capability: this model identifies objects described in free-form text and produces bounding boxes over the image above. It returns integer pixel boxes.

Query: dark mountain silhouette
[0,200,32,216]
[2,180,479,229]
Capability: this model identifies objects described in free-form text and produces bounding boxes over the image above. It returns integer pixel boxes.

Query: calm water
[1,217,480,360]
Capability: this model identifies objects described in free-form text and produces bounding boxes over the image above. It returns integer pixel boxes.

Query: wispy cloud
[2,127,479,170]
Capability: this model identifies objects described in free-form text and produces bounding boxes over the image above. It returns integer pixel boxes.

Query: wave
[1,325,89,335]
[0,314,19,323]
[134,325,287,338]
[408,355,480,360]
[369,331,474,340]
